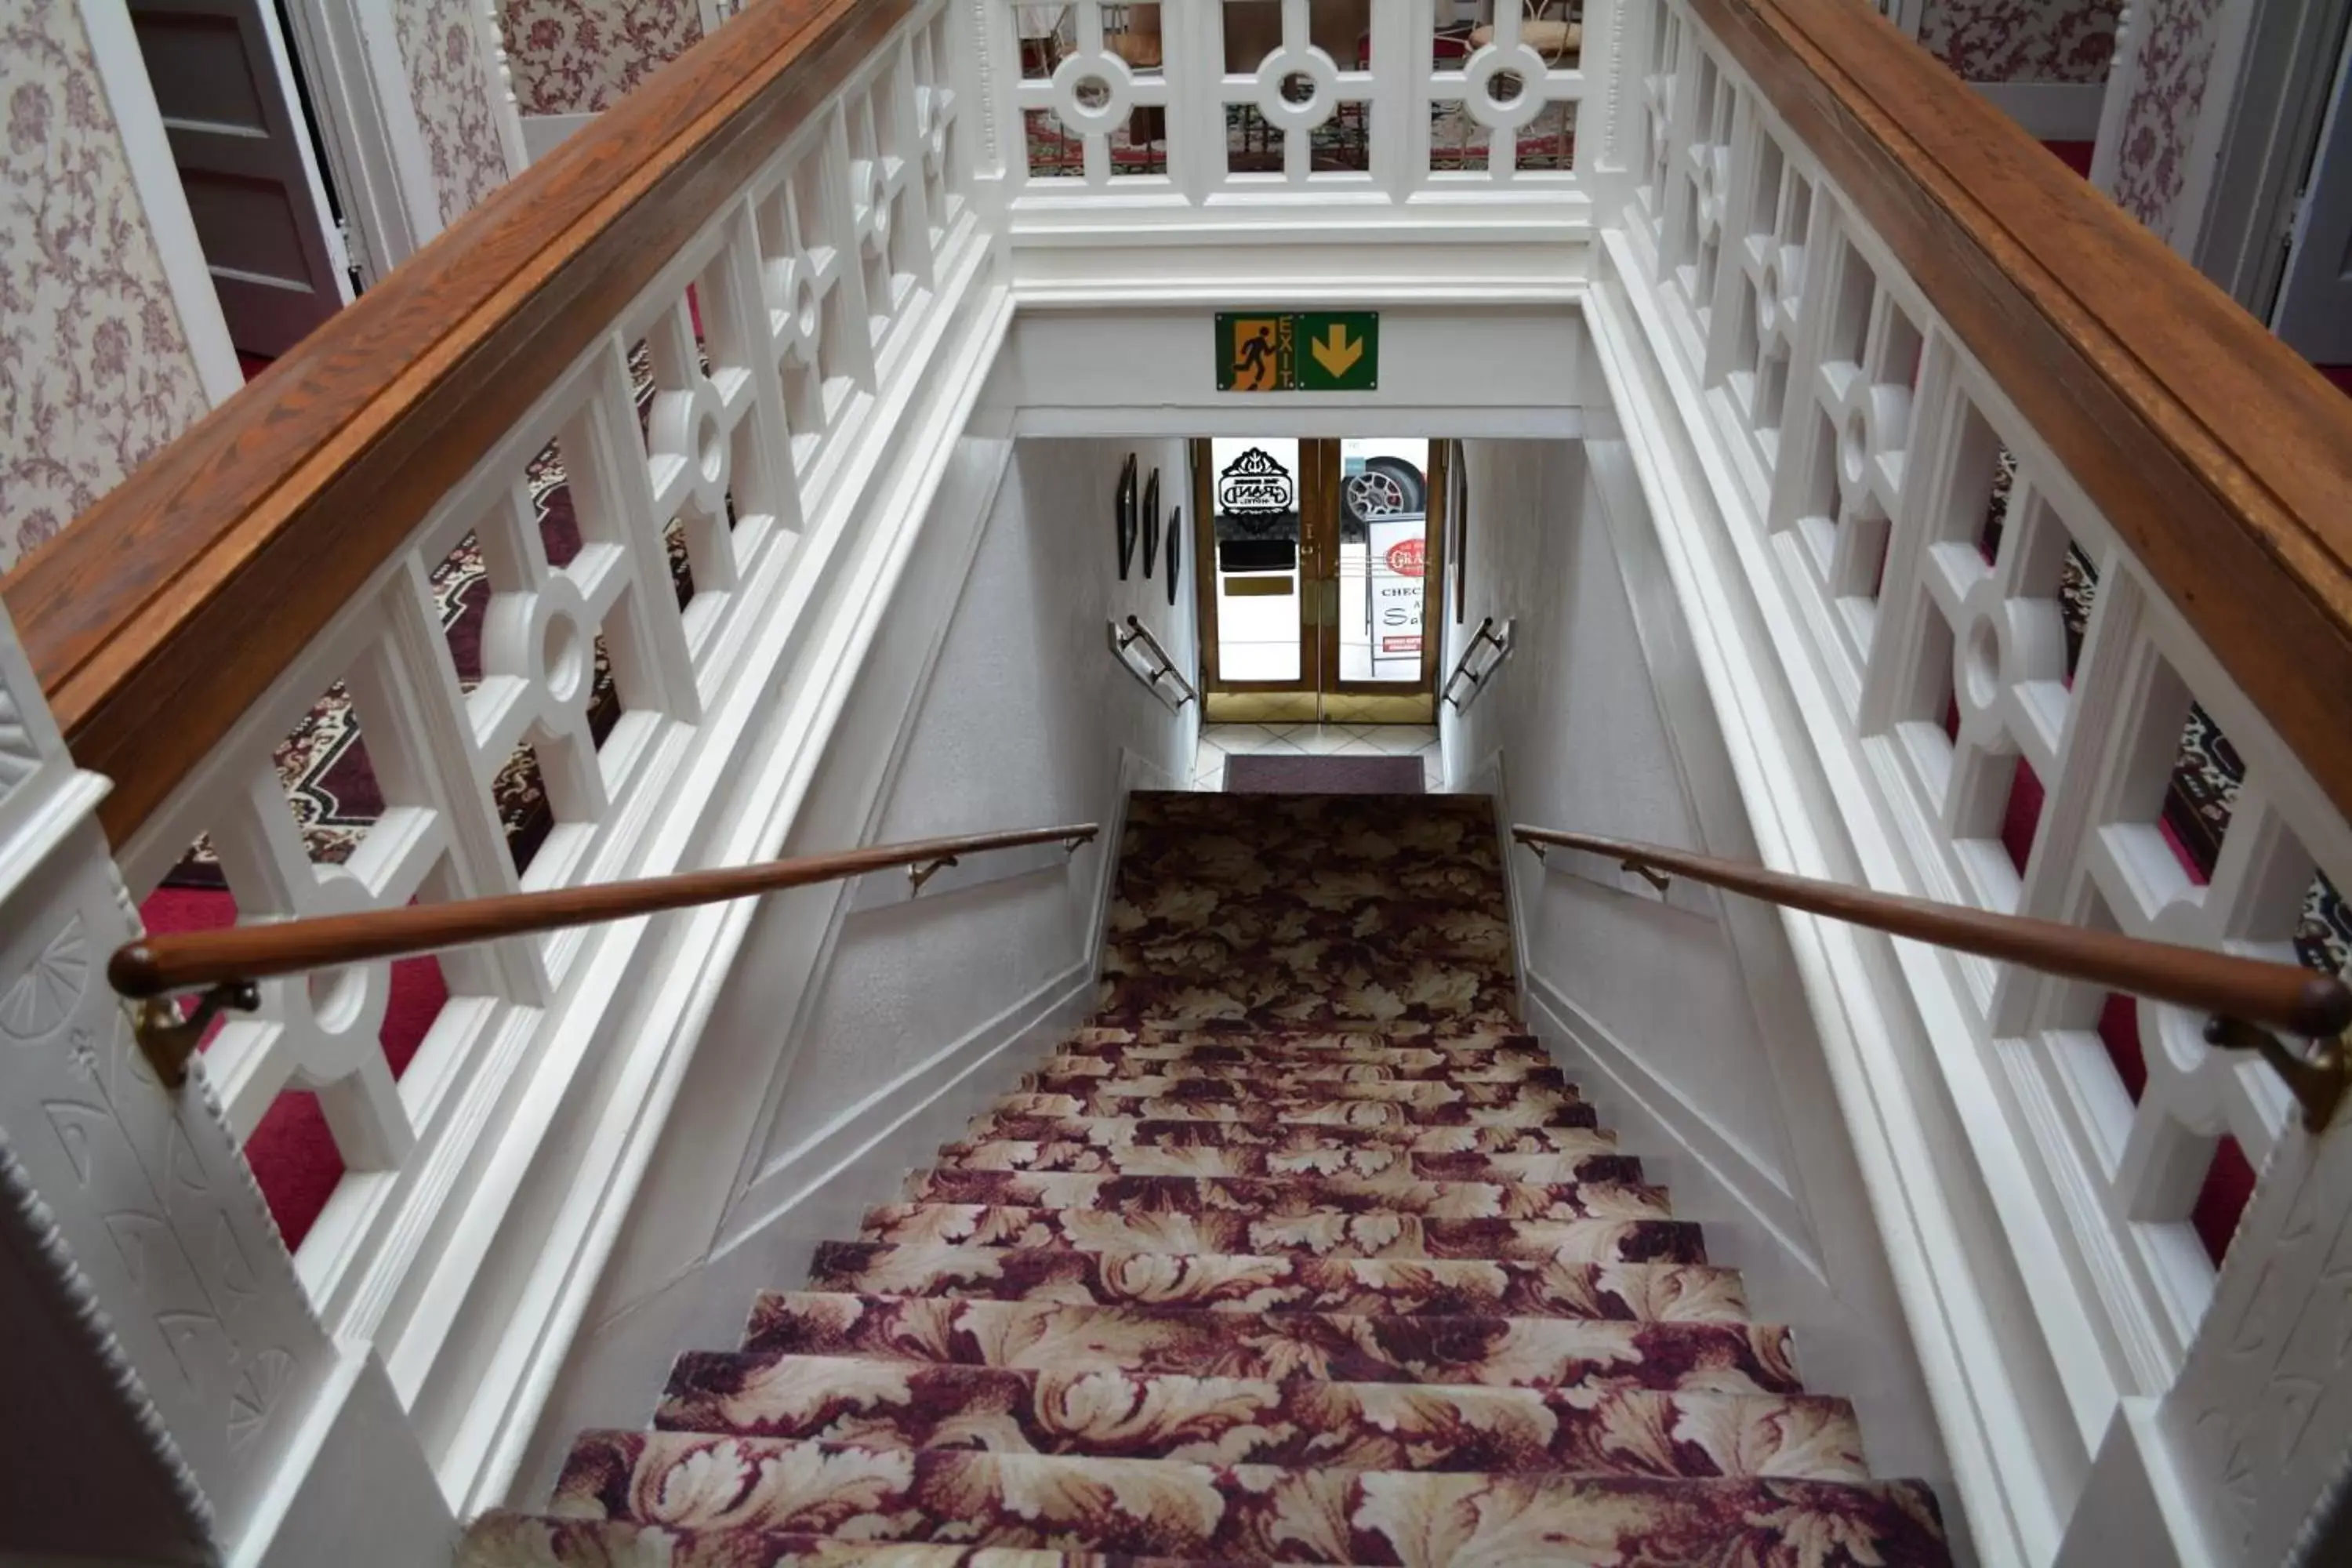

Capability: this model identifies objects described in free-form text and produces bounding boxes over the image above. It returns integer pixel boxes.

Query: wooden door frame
[1192,437,1444,723]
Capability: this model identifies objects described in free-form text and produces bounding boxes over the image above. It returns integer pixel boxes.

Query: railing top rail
[113,821,1098,1005]
[1684,0,2352,822]
[1512,827,2351,1120]
[0,0,916,847]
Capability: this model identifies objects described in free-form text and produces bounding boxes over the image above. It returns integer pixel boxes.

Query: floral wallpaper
[396,0,514,227]
[1919,0,2120,82]
[0,0,209,576]
[499,0,704,118]
[2111,0,2223,235]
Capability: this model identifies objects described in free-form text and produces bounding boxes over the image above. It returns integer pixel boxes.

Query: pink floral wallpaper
[1920,0,2120,82]
[0,0,209,575]
[500,0,704,118]
[397,0,514,227]
[2111,0,2223,234]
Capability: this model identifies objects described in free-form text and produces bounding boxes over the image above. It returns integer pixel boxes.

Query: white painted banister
[1596,0,2352,1561]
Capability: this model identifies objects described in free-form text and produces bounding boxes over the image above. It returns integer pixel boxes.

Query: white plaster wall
[753,434,1194,1165]
[1443,436,1961,1509]
[1448,438,1801,1192]
[510,425,1195,1502]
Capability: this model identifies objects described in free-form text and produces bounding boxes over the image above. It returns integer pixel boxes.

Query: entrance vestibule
[1191,437,1448,725]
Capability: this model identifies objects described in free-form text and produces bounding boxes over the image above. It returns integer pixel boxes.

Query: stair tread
[806,1241,1747,1319]
[1061,1041,1546,1069]
[544,1434,1950,1563]
[934,1138,1642,1185]
[967,1116,1619,1153]
[740,1290,1800,1393]
[903,1168,1671,1221]
[653,1356,1861,1478]
[464,1514,1202,1565]
[993,1091,1600,1127]
[1044,1062,1562,1100]
[1067,1024,1542,1051]
[1018,1073,1580,1107]
[858,1203,1709,1263]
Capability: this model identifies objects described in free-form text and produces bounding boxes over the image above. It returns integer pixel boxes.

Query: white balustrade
[1612,0,2352,1556]
[0,3,982,1545]
[989,0,1593,208]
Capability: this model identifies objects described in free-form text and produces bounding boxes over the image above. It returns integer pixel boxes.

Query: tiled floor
[1188,723,1443,791]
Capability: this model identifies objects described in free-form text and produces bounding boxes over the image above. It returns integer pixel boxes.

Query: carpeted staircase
[464,792,1951,1564]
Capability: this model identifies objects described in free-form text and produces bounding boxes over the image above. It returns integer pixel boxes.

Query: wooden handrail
[0,0,913,846]
[1513,826,2350,1128]
[112,822,1098,1004]
[1689,0,2352,822]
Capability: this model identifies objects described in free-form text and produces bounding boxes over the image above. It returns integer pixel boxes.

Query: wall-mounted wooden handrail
[114,822,1098,1083]
[1513,826,2351,1130]
[1690,0,2352,822]
[0,0,912,847]
[1112,617,1198,709]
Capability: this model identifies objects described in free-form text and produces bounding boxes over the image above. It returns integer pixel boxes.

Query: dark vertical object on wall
[1116,454,1138,579]
[1450,438,1469,624]
[1142,470,1162,579]
[1166,507,1181,604]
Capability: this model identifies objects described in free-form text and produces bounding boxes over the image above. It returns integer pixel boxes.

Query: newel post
[0,604,452,1559]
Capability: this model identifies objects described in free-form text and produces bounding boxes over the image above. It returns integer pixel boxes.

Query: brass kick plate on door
[1224,575,1294,597]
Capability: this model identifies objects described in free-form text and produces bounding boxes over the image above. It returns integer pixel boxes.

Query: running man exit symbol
[1215,311,1378,391]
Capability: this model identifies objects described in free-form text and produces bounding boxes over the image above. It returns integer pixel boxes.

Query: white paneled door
[2275,24,2352,362]
[128,0,350,358]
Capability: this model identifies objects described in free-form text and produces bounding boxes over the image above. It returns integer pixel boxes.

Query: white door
[2276,27,2352,363]
[128,0,350,359]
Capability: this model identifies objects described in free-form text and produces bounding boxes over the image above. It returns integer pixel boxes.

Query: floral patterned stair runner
[463,794,1952,1565]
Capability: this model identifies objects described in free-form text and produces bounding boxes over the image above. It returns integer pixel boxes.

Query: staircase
[461,791,1952,1564]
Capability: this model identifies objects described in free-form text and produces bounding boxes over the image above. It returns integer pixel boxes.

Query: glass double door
[1192,437,1446,724]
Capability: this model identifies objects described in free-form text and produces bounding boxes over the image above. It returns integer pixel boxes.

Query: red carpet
[2043,140,2096,177]
[463,793,1955,1566]
[142,885,446,1250]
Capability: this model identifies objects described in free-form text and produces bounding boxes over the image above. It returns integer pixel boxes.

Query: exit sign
[1216,311,1381,392]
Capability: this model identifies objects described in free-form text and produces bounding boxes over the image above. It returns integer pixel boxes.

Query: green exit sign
[1216,311,1381,392]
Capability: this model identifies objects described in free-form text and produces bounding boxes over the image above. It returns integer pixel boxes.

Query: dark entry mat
[1224,753,1425,794]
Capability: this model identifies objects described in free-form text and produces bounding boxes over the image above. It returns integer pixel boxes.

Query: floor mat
[1224,752,1425,793]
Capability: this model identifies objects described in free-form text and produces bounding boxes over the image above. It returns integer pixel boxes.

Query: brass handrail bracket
[2205,1016,2350,1134]
[907,855,960,895]
[132,981,261,1087]
[1622,859,1672,895]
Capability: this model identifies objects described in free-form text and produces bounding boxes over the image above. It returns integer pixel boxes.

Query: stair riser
[902,1170,1672,1221]
[993,1092,1602,1128]
[652,1358,1867,1480]
[741,1293,1802,1395]
[1020,1074,1580,1108]
[1036,1055,1564,1085]
[805,1243,1748,1320]
[857,1204,1711,1264]
[931,1142,1644,1185]
[967,1117,1617,1154]
[549,1435,1950,1564]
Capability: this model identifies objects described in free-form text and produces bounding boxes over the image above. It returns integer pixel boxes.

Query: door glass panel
[1210,437,1305,682]
[1338,438,1432,683]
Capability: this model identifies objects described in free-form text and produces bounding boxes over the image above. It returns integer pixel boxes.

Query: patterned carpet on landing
[465,792,1951,1564]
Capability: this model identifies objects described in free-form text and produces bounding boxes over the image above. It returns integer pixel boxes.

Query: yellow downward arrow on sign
[1310,323,1364,378]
